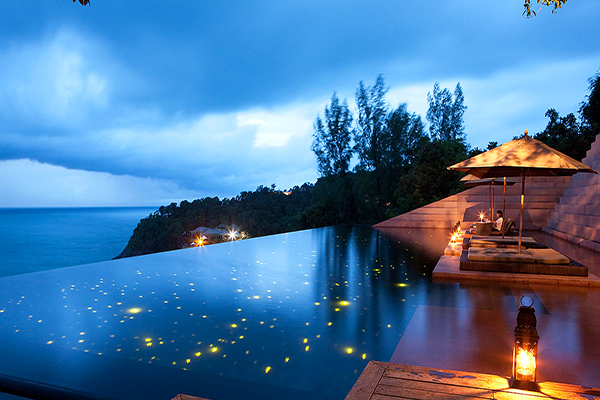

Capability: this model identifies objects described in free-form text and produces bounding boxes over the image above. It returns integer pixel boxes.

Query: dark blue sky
[1,1,599,206]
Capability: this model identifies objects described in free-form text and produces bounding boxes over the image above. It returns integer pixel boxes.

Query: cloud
[0,29,115,130]
[386,56,600,149]
[0,1,599,207]
[0,159,199,208]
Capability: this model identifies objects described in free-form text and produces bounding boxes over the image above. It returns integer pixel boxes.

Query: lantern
[511,295,540,391]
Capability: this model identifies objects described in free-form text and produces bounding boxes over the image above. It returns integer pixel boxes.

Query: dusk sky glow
[1,1,599,207]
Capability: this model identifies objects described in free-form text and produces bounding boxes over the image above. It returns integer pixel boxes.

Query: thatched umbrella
[449,131,597,253]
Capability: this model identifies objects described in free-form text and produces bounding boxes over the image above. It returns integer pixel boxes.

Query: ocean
[0,207,157,277]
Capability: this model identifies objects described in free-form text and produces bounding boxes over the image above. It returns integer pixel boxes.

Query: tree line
[118,70,599,258]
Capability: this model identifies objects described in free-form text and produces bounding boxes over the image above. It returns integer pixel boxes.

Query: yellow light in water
[231,324,238,328]
[346,347,353,354]
[46,341,53,345]
[314,302,320,305]
[328,322,333,326]
[396,283,407,287]
[211,347,218,352]
[146,342,152,347]
[239,335,244,339]
[303,338,308,344]
[186,359,191,364]
[334,308,340,312]
[340,301,350,306]
[285,357,290,363]
[305,345,310,352]
[265,366,271,373]
[195,352,201,357]
[145,338,152,342]
[362,353,366,359]
[253,296,260,299]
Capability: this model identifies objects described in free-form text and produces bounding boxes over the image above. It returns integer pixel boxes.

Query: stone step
[561,185,600,196]
[581,154,600,169]
[568,176,600,189]
[546,220,600,242]
[548,212,600,228]
[553,203,600,215]
[463,195,563,203]
[464,203,560,212]
[590,137,600,153]
[405,207,460,215]
[543,227,600,252]
[398,213,462,222]
[559,194,599,206]
[375,220,456,229]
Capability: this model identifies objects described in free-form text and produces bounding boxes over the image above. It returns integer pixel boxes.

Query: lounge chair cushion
[469,236,538,247]
[528,248,570,264]
[467,247,534,263]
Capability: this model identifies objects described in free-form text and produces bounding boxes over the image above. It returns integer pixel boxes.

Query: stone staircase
[543,135,600,252]
[374,176,572,231]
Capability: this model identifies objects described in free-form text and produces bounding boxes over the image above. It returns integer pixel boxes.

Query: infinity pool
[0,225,449,400]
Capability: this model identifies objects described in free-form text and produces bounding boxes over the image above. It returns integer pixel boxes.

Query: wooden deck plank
[378,377,494,398]
[381,363,510,391]
[375,383,491,400]
[344,361,387,400]
[346,363,600,400]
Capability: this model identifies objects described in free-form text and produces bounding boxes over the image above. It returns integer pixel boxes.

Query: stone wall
[374,176,572,231]
[543,135,600,252]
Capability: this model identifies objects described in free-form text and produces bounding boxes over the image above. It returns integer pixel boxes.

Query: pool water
[0,225,449,400]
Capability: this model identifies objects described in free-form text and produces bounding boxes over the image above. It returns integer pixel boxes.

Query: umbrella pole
[519,175,525,254]
[492,181,495,230]
[503,177,506,217]
[488,183,491,222]
[502,177,506,238]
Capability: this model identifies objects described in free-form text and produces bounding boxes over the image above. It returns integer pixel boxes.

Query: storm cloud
[1,1,599,206]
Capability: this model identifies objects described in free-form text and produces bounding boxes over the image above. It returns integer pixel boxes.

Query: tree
[426,82,467,142]
[384,104,426,170]
[523,0,567,17]
[354,75,389,174]
[353,76,427,214]
[534,108,595,161]
[311,93,353,177]
[580,71,600,137]
[396,137,468,213]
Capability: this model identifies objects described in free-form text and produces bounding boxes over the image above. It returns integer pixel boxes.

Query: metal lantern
[511,295,540,391]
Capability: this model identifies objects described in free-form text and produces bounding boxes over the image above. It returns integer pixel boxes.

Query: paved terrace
[378,227,600,390]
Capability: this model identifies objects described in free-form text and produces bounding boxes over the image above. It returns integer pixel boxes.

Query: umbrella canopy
[450,133,596,178]
[449,131,597,253]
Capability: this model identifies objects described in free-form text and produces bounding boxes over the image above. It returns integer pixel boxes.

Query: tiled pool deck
[382,228,600,390]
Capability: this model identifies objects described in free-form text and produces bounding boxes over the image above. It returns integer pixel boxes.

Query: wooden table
[345,362,600,400]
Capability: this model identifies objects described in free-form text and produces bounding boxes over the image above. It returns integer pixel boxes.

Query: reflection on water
[0,225,444,400]
[1,225,599,398]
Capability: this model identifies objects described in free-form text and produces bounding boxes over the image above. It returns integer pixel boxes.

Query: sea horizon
[0,206,158,277]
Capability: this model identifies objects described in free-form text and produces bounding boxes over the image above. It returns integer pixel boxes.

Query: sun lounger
[461,247,587,276]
